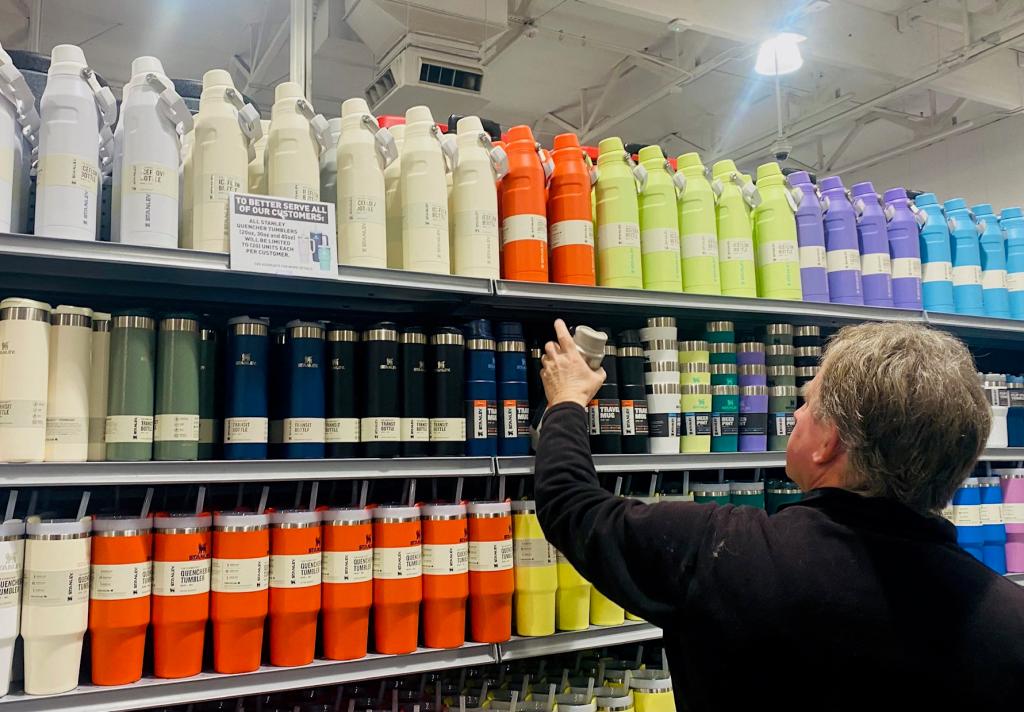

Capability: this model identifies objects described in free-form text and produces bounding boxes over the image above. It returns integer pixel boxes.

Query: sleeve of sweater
[534,401,739,627]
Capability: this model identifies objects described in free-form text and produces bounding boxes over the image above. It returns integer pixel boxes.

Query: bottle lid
[553,132,581,151]
[213,511,270,528]
[275,81,304,102]
[321,507,372,525]
[711,159,737,178]
[405,105,434,125]
[818,176,844,192]
[270,509,321,527]
[26,516,92,537]
[467,501,511,517]
[850,181,876,197]
[373,504,421,522]
[421,503,467,519]
[153,512,212,530]
[202,68,233,90]
[883,187,908,203]
[0,519,24,538]
[756,162,782,181]
[457,115,484,135]
[496,322,524,341]
[342,97,370,117]
[943,197,967,212]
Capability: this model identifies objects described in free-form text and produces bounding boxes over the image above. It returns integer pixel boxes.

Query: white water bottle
[384,123,406,269]
[189,69,260,252]
[337,98,392,268]
[117,56,191,248]
[401,105,450,274]
[0,518,24,697]
[247,119,270,195]
[267,82,325,201]
[452,116,504,279]
[35,44,115,241]
[319,117,342,206]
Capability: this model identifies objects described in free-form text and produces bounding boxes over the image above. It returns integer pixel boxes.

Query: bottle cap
[405,105,434,125]
[202,68,233,89]
[883,187,907,203]
[342,97,370,117]
[275,81,304,102]
[818,176,844,192]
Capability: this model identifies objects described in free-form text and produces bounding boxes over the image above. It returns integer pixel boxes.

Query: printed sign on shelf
[229,193,338,280]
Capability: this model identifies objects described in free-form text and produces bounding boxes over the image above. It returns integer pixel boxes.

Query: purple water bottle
[882,188,923,310]
[786,171,829,303]
[819,176,864,305]
[850,182,893,307]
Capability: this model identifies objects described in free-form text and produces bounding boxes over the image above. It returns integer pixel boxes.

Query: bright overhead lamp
[754,32,806,76]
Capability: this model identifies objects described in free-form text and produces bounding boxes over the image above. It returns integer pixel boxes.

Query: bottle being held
[401,105,451,274]
[267,82,327,202]
[547,134,596,285]
[451,116,504,279]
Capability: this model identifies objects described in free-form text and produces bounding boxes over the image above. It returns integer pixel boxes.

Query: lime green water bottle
[752,162,802,300]
[637,146,682,292]
[595,137,643,288]
[712,160,757,298]
[675,153,720,295]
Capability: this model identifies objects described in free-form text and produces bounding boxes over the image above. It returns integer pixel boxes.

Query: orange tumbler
[467,501,514,643]
[372,505,422,654]
[89,514,152,686]
[268,509,322,667]
[500,125,549,282]
[321,507,373,660]
[151,512,211,678]
[548,133,596,286]
[420,503,468,649]
[211,511,270,673]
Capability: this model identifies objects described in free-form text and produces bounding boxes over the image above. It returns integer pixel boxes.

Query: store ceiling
[1,0,1023,176]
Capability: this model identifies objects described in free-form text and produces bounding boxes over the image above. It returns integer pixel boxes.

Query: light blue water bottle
[943,198,984,316]
[914,193,954,313]
[972,204,1010,318]
[1001,207,1024,319]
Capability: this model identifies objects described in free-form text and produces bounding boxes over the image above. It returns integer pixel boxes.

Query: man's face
[786,374,828,490]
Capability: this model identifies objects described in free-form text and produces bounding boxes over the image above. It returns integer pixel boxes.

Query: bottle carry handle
[143,73,194,135]
[359,115,398,169]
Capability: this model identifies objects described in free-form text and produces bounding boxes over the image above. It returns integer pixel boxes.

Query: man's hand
[541,319,607,409]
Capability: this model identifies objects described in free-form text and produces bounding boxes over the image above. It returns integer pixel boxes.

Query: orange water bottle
[548,134,596,285]
[210,511,270,673]
[372,504,422,654]
[420,502,469,649]
[321,507,373,660]
[500,125,548,282]
[467,501,514,643]
[89,514,152,686]
[268,509,321,667]
[151,512,211,678]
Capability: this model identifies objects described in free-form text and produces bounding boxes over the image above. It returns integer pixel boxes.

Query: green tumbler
[154,315,200,461]
[106,311,156,462]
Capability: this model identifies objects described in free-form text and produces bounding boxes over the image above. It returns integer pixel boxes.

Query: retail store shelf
[495,453,786,476]
[497,622,662,662]
[0,457,494,487]
[0,644,496,712]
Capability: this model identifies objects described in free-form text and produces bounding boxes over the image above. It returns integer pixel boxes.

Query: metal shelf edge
[497,623,662,662]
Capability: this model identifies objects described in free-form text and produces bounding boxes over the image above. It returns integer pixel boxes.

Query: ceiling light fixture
[754,32,806,76]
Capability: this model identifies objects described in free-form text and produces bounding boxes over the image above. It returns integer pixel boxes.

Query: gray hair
[812,322,989,513]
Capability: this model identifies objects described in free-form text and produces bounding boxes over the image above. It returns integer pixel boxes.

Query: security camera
[771,138,793,162]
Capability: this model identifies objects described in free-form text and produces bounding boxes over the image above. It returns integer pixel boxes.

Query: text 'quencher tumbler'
[630,670,676,712]
[675,153,721,295]
[106,310,156,462]
[321,507,373,660]
[548,133,596,286]
[372,505,422,654]
[210,511,270,674]
[283,320,326,458]
[154,314,200,461]
[511,500,557,637]
[467,501,514,643]
[361,322,400,457]
[151,512,211,679]
[268,509,321,667]
[88,515,152,686]
[420,503,469,648]
[20,516,91,695]
[0,518,23,697]
[224,316,269,459]
[327,324,360,457]
[914,193,955,313]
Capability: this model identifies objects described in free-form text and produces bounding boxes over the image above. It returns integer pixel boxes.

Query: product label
[468,400,498,440]
[826,249,861,273]
[1008,272,1024,293]
[0,399,46,429]
[211,556,270,593]
[621,399,648,436]
[640,227,680,254]
[24,567,90,606]
[1002,502,1024,525]
[327,417,361,443]
[681,233,718,259]
[430,417,466,442]
[719,237,754,263]
[503,214,548,246]
[952,265,982,287]
[322,549,373,584]
[982,269,1008,291]
[199,418,217,445]
[923,261,953,284]
[980,503,1004,526]
[712,412,738,437]
[341,195,385,225]
[501,399,531,439]
[773,413,796,437]
[128,162,178,198]
[90,561,152,601]
[738,412,767,436]
[861,252,891,277]
[469,539,514,572]
[283,417,326,443]
[38,153,98,192]
[152,559,211,596]
[373,545,421,579]
[587,398,622,436]
[154,414,201,442]
[269,552,322,589]
[422,542,469,575]
[648,412,680,438]
[104,414,154,443]
[0,546,22,609]
[224,417,269,444]
[891,257,922,280]
[203,173,244,202]
[952,504,981,527]
[45,416,88,445]
[513,538,557,568]
[549,219,594,249]
[361,416,400,443]
[799,245,828,270]
[598,221,641,250]
[758,241,798,266]
[683,412,711,437]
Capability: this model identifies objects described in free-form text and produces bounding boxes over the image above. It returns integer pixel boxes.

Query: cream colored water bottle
[45,305,93,462]
[385,123,406,269]
[267,82,325,202]
[336,98,390,268]
[247,120,270,194]
[401,105,450,274]
[0,298,51,462]
[88,312,110,461]
[452,116,503,279]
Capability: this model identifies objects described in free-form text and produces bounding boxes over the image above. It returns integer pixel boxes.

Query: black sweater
[535,402,1024,712]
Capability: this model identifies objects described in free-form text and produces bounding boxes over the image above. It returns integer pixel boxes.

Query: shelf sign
[229,193,337,280]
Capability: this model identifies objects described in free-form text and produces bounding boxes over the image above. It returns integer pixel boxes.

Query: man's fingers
[554,319,576,353]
